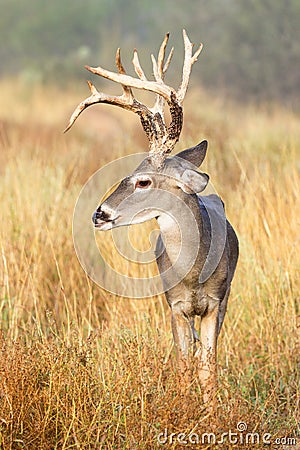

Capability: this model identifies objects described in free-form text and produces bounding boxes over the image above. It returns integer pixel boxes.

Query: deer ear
[177,169,209,194]
[175,140,208,167]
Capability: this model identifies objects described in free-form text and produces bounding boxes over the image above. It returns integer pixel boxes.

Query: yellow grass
[0,78,299,449]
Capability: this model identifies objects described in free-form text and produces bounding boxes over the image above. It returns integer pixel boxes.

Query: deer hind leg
[196,304,219,403]
[218,286,230,334]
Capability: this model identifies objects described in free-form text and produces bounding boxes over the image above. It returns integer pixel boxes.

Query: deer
[65,30,239,403]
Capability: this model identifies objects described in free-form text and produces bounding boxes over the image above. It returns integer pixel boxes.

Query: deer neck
[156,194,202,267]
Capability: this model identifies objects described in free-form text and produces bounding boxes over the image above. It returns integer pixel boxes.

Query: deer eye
[135,179,152,189]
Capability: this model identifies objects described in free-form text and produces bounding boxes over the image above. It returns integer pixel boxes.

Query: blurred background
[0,2,299,447]
[1,0,300,106]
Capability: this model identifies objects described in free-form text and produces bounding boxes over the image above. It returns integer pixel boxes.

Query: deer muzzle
[92,205,120,229]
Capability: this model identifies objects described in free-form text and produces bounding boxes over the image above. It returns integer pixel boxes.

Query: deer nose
[92,208,111,225]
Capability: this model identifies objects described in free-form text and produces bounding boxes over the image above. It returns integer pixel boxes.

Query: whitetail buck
[65,30,239,402]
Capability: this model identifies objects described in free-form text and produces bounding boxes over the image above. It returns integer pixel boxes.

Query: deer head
[65,30,207,230]
[92,140,209,230]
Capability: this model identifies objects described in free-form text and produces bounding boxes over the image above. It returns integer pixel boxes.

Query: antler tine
[151,34,173,116]
[157,33,169,78]
[64,80,100,133]
[115,48,134,100]
[151,54,160,82]
[132,49,147,81]
[151,55,166,117]
[163,47,174,75]
[177,29,203,104]
[151,33,173,83]
[115,48,125,74]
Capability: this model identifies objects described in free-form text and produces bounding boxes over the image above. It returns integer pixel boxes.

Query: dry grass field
[0,79,299,449]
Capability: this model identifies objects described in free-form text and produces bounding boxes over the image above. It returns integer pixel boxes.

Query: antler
[65,29,202,168]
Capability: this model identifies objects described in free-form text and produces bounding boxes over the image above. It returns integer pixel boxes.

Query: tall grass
[0,79,299,449]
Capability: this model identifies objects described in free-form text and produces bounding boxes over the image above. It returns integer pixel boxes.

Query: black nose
[92,211,99,224]
[92,208,110,224]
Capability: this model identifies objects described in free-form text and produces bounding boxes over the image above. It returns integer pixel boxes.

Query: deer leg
[197,304,219,403]
[171,303,194,372]
[218,287,230,334]
[190,317,200,354]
